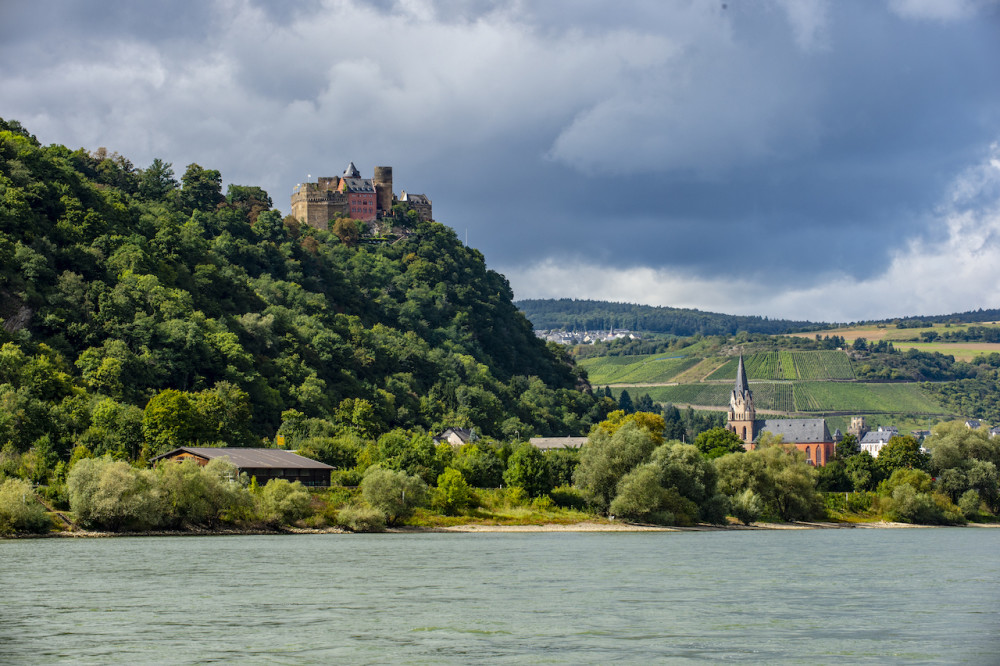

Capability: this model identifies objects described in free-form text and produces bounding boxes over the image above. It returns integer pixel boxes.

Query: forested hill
[0,119,609,464]
[516,298,824,336]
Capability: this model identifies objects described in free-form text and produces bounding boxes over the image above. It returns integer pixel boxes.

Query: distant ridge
[514,299,824,337]
[516,298,1000,337]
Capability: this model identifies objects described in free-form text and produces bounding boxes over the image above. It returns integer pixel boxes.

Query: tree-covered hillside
[0,119,609,465]
[516,298,824,336]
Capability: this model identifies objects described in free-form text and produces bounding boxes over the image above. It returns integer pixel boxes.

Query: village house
[860,426,899,458]
[432,428,478,447]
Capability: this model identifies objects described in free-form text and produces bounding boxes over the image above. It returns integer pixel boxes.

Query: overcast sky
[2,0,1000,322]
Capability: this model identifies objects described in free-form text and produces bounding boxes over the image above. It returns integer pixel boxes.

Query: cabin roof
[150,447,334,470]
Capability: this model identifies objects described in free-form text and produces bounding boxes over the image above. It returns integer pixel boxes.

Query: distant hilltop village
[291,162,432,230]
[536,329,644,345]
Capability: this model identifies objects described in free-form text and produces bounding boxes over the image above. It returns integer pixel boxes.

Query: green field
[579,354,700,385]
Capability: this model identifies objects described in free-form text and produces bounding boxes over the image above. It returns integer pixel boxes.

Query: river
[1,528,997,664]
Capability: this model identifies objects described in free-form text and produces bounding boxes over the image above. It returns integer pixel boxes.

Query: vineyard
[703,351,854,382]
[779,351,797,379]
[791,382,944,413]
[581,342,954,421]
[793,351,855,380]
[628,384,732,407]
[580,354,700,385]
[623,381,944,415]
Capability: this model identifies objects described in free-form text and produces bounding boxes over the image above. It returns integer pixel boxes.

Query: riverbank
[8,519,996,538]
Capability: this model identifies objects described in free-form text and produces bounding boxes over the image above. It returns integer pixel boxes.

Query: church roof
[757,419,833,444]
[734,354,750,396]
[343,161,361,178]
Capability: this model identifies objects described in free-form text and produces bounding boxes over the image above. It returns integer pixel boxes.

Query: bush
[337,503,386,532]
[958,489,981,518]
[886,484,964,525]
[432,468,473,515]
[257,479,312,525]
[156,458,250,527]
[0,478,51,534]
[360,466,427,525]
[730,489,763,525]
[549,485,587,510]
[531,494,554,511]
[67,457,162,531]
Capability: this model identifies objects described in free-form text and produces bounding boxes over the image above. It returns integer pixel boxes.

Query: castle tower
[373,166,393,215]
[728,354,756,446]
[847,416,868,440]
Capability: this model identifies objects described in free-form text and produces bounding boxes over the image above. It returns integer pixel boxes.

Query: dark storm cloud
[1,0,999,320]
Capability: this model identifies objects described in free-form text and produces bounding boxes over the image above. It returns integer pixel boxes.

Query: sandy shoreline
[10,519,996,538]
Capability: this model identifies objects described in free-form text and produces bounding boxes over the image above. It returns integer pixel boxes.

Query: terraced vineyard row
[779,351,797,379]
[631,383,732,407]
[704,351,855,381]
[792,382,942,413]
[580,354,699,384]
[625,381,944,415]
[794,351,855,380]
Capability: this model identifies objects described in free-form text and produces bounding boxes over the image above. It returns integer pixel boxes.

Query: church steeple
[734,353,750,397]
[728,353,756,446]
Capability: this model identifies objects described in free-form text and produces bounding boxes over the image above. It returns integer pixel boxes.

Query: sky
[2,0,999,323]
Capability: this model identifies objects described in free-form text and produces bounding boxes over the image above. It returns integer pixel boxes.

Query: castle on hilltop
[290,162,432,230]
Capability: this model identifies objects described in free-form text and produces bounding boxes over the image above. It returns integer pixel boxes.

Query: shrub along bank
[2,415,996,535]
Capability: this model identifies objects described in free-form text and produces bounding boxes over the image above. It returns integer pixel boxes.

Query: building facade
[726,354,838,466]
[291,162,432,229]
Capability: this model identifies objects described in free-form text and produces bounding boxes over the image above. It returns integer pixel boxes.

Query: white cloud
[888,0,984,22]
[505,142,1000,322]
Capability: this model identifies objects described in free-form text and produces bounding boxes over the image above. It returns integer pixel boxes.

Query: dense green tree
[925,421,1000,513]
[156,457,248,527]
[610,442,727,525]
[815,459,852,492]
[693,427,745,459]
[433,467,473,514]
[876,468,963,525]
[835,433,860,459]
[617,389,634,414]
[180,163,224,213]
[845,452,879,492]
[451,443,504,488]
[875,436,930,477]
[574,415,662,512]
[138,158,178,201]
[714,438,821,521]
[503,444,551,497]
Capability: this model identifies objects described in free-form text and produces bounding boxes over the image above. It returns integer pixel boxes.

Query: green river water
[1,528,997,664]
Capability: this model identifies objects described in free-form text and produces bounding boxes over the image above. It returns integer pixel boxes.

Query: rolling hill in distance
[520,298,1000,436]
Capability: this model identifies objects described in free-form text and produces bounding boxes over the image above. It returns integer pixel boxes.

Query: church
[727,355,839,466]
